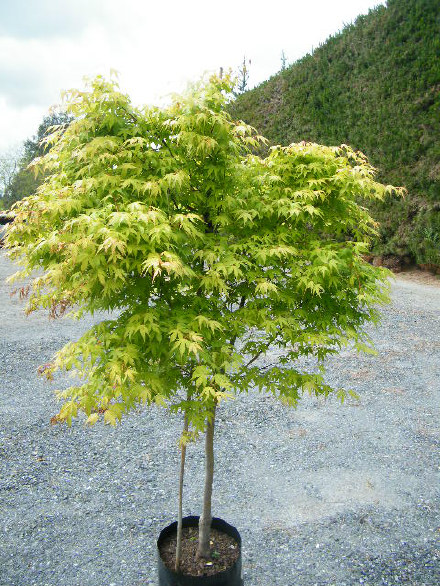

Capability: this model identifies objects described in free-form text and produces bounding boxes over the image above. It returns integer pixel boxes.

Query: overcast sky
[0,0,385,153]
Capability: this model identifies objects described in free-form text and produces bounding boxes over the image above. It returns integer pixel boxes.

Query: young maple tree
[5,73,402,564]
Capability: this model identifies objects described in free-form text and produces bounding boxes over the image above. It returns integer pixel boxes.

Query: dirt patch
[159,525,240,577]
[394,267,440,287]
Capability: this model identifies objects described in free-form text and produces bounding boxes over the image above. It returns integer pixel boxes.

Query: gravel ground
[0,250,439,586]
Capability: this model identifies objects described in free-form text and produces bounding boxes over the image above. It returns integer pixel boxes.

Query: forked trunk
[175,413,189,572]
[197,404,216,559]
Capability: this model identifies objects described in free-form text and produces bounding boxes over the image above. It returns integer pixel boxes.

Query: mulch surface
[159,525,240,577]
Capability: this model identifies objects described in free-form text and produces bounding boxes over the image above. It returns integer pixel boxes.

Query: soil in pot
[159,524,240,577]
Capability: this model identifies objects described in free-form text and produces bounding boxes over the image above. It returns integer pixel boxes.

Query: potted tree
[4,73,402,585]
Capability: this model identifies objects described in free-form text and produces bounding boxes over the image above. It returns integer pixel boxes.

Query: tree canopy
[5,74,401,430]
[2,111,72,210]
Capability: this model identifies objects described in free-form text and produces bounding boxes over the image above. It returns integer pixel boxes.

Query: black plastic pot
[157,516,243,586]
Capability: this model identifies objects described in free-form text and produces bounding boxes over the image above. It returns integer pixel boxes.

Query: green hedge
[231,0,440,266]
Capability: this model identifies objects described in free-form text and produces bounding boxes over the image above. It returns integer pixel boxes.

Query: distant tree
[25,111,73,161]
[235,56,251,95]
[3,166,39,211]
[0,147,22,206]
[280,50,287,71]
[3,111,72,209]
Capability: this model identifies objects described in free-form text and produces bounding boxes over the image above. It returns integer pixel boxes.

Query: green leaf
[86,413,99,426]
[104,409,117,426]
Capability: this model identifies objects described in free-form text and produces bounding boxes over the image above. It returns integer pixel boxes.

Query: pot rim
[157,515,242,582]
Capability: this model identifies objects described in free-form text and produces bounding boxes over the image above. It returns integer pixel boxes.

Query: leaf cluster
[5,73,396,430]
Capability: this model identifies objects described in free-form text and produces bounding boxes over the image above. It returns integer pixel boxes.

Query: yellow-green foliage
[5,74,402,429]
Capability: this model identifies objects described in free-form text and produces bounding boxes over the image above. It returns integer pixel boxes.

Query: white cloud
[0,97,46,152]
[0,0,105,39]
[0,0,385,149]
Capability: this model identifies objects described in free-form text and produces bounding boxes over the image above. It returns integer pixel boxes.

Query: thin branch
[175,412,189,572]
[243,334,278,369]
[229,295,246,348]
[167,189,179,211]
[197,402,216,559]
[162,138,177,161]
[120,104,139,124]
[258,361,279,372]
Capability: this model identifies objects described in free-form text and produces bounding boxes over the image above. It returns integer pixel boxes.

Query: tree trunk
[175,413,189,572]
[197,404,216,559]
